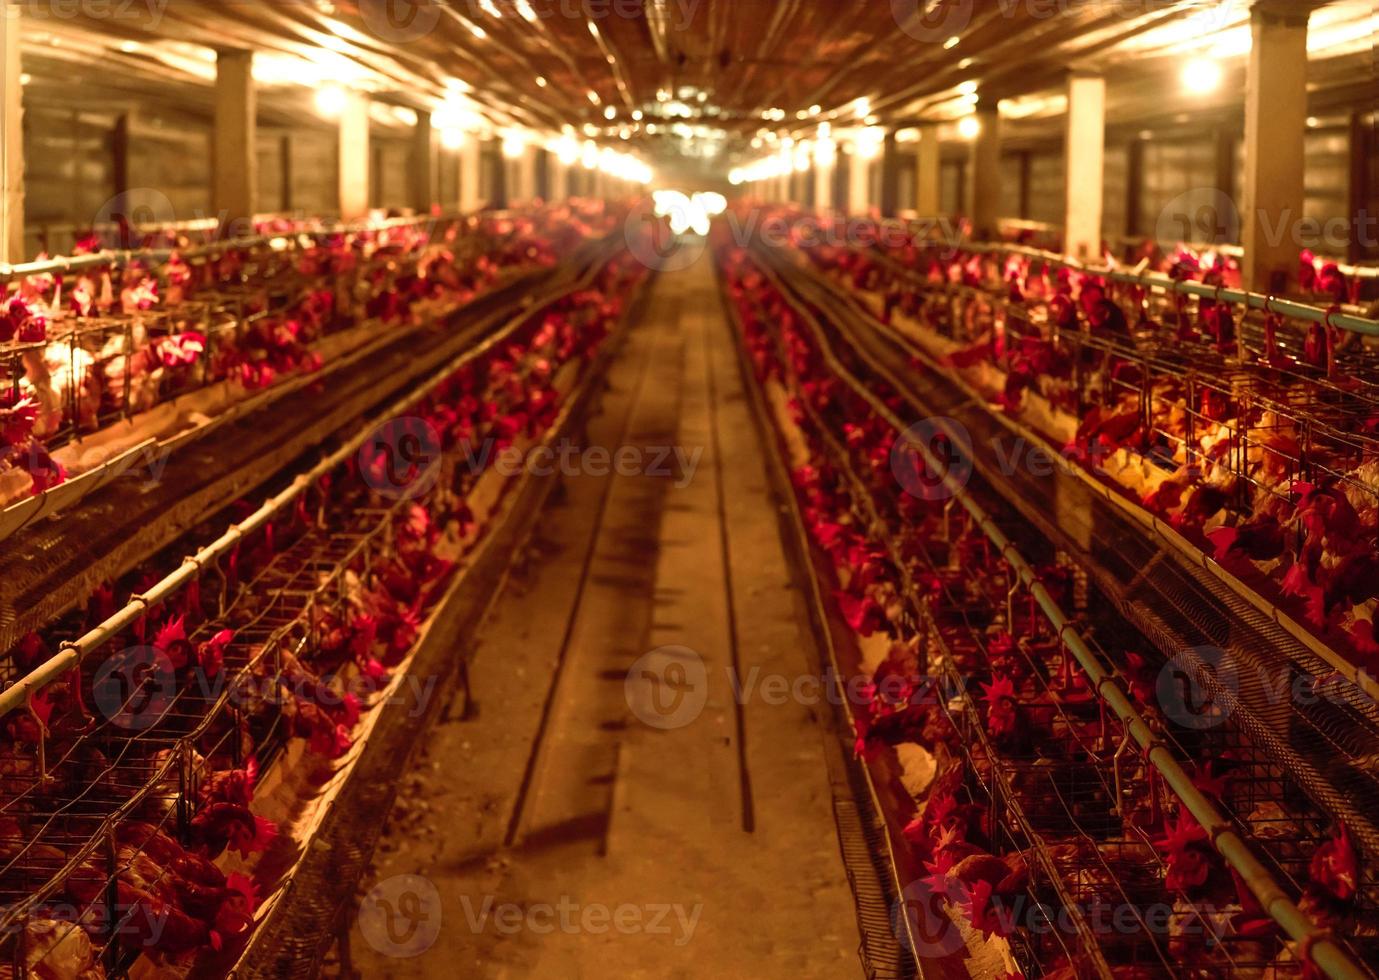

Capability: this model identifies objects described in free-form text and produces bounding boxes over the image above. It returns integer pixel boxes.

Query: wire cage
[722,245,1377,978]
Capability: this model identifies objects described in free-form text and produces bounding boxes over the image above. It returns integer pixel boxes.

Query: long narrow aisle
[348,252,864,979]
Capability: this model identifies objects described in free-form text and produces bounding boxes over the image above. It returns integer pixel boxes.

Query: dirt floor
[339,250,865,979]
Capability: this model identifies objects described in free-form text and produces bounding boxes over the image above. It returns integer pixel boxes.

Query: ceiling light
[440,128,465,151]
[944,35,961,49]
[604,106,617,120]
[314,84,348,118]
[957,114,980,139]
[119,40,140,53]
[581,140,599,169]
[19,73,31,85]
[468,23,487,39]
[855,126,884,159]
[588,91,600,104]
[632,109,643,120]
[535,75,547,87]
[808,104,821,115]
[852,97,870,118]
[479,0,501,15]
[1181,57,1222,94]
[516,0,537,22]
[552,134,579,164]
[502,130,526,159]
[957,80,977,95]
[958,57,975,69]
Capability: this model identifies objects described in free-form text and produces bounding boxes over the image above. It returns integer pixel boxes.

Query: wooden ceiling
[16,0,1376,165]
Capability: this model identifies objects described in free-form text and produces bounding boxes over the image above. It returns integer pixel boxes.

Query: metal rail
[0,209,510,282]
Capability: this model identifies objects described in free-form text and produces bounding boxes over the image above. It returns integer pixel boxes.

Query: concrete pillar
[848,150,870,215]
[970,99,1001,238]
[1242,0,1309,292]
[1,3,24,263]
[459,137,481,212]
[814,161,834,213]
[916,124,941,217]
[550,158,569,202]
[778,171,791,204]
[411,110,433,212]
[213,50,256,231]
[515,143,537,203]
[880,130,899,216]
[338,90,370,221]
[1063,71,1105,261]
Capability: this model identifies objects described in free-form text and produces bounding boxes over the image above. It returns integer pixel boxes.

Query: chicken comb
[980,674,1017,704]
[1155,808,1207,855]
[153,615,187,651]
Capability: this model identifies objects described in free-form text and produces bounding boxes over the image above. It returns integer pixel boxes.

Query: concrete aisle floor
[345,250,864,979]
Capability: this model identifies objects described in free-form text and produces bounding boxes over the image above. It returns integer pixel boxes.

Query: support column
[970,98,1001,238]
[778,171,791,204]
[848,150,870,215]
[916,123,941,217]
[814,160,834,213]
[411,110,433,212]
[515,144,537,203]
[1242,0,1309,291]
[1063,70,1105,261]
[459,137,481,212]
[550,157,569,202]
[213,50,256,233]
[1349,111,1370,264]
[880,130,900,216]
[534,146,549,202]
[338,90,370,221]
[1125,134,1144,237]
[0,3,20,263]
